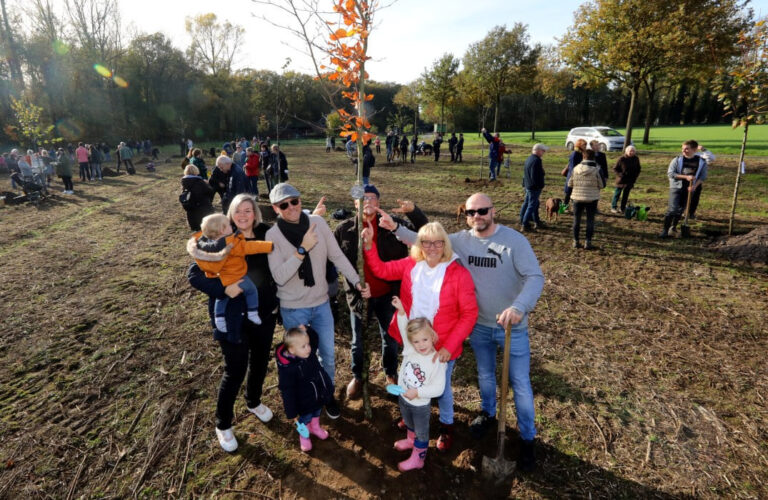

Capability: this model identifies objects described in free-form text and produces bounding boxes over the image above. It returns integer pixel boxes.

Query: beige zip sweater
[567,160,605,202]
[266,214,360,309]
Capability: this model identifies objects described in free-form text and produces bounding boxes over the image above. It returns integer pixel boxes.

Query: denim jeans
[572,200,598,241]
[280,300,336,385]
[469,323,536,440]
[437,359,456,425]
[350,293,399,380]
[298,408,322,425]
[489,157,499,179]
[245,175,259,196]
[91,163,103,180]
[215,276,259,318]
[399,396,432,445]
[520,189,542,226]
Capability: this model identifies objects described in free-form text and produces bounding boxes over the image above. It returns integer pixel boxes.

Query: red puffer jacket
[364,242,478,361]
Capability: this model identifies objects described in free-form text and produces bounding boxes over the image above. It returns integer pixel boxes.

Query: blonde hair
[575,139,587,152]
[226,194,263,227]
[410,222,453,262]
[200,213,230,239]
[406,317,438,345]
[284,327,309,348]
[184,164,199,176]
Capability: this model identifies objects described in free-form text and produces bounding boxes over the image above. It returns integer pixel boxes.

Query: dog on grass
[545,197,563,223]
[456,203,466,224]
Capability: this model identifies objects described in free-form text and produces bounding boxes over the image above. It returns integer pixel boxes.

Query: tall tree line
[0,0,754,147]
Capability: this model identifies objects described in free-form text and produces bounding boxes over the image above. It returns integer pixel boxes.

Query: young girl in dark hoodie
[275,326,334,452]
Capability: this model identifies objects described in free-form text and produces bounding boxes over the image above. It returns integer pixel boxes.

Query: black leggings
[216,313,276,429]
[61,176,73,191]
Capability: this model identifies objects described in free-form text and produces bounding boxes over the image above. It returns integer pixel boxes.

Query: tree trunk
[493,93,500,133]
[530,94,537,141]
[623,84,639,149]
[729,122,749,236]
[642,80,657,145]
[0,0,24,91]
[356,26,372,421]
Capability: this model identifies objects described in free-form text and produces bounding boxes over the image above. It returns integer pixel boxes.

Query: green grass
[491,124,768,155]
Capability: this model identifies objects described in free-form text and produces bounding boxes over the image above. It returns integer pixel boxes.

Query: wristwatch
[297,246,307,256]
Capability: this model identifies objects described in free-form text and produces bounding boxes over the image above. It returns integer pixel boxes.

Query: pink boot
[307,417,328,440]
[394,430,415,451]
[299,435,312,452]
[398,445,427,472]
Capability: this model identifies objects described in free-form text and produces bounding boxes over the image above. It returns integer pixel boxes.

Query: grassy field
[481,124,768,155]
[1,144,767,498]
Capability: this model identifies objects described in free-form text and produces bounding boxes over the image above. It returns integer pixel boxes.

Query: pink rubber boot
[307,417,329,440]
[299,435,312,452]
[394,430,415,451]
[398,445,427,472]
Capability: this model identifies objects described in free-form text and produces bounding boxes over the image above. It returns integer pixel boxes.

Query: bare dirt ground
[0,145,766,499]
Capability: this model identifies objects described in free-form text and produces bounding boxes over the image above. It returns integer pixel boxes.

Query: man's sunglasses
[465,207,492,217]
[278,198,300,210]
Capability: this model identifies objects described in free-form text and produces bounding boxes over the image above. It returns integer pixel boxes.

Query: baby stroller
[11,172,48,206]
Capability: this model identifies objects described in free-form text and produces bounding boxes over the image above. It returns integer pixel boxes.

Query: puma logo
[487,247,503,264]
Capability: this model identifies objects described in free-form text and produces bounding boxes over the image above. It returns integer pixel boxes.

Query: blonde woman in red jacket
[362,221,478,452]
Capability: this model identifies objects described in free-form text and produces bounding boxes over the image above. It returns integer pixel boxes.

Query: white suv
[565,127,631,152]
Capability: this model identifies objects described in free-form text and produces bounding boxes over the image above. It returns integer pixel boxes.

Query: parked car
[565,127,632,152]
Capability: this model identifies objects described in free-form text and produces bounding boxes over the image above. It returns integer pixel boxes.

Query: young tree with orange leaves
[255,0,381,418]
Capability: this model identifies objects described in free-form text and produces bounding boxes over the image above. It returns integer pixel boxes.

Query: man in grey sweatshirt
[266,183,369,419]
[383,192,544,471]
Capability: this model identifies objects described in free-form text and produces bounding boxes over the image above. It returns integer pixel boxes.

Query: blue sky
[65,0,768,84]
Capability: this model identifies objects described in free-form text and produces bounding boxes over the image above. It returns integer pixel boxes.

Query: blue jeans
[438,360,456,425]
[489,156,499,179]
[91,163,102,180]
[469,323,536,440]
[245,175,259,195]
[298,407,321,425]
[215,276,259,318]
[280,300,336,385]
[520,189,542,226]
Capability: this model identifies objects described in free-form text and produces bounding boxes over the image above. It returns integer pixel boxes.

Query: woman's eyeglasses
[420,240,445,248]
[278,198,301,210]
[465,207,491,217]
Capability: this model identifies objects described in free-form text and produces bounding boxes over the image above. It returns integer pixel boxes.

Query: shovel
[386,384,405,396]
[295,421,309,438]
[681,186,693,238]
[482,322,516,482]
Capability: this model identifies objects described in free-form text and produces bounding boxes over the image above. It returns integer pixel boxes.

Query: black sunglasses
[465,207,492,217]
[278,198,300,210]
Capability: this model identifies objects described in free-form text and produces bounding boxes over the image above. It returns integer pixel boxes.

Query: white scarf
[409,253,458,323]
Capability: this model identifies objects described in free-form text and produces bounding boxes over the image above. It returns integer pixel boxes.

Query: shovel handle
[496,322,513,458]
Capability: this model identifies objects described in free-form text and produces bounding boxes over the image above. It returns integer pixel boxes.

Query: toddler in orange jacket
[193,213,273,332]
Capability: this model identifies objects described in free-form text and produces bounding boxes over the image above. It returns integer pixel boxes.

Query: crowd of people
[4,128,718,476]
[184,173,545,473]
[178,132,719,473]
[1,140,161,197]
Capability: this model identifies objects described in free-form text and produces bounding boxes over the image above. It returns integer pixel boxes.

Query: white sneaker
[215,427,238,452]
[248,403,273,423]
